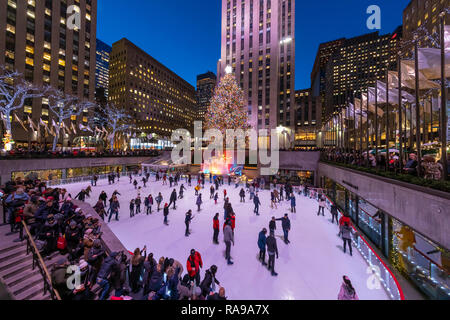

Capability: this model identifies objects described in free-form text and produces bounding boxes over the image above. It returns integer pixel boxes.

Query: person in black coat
[331,204,339,225]
[253,193,261,215]
[269,217,276,234]
[185,210,193,237]
[276,214,291,244]
[266,231,279,276]
[168,189,177,209]
[239,188,246,202]
[200,265,220,297]
[96,252,120,300]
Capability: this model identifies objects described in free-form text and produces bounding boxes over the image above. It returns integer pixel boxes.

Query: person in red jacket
[339,214,351,237]
[186,249,203,286]
[213,213,220,244]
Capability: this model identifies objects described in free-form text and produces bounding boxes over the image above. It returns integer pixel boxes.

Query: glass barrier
[318,193,405,300]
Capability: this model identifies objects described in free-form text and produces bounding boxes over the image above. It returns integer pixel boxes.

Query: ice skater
[179,184,186,199]
[276,214,291,244]
[133,179,138,189]
[214,193,219,204]
[338,276,359,300]
[210,185,215,199]
[108,196,120,222]
[341,222,354,256]
[239,188,245,202]
[196,194,203,212]
[290,193,296,213]
[185,210,194,237]
[129,199,135,218]
[223,220,234,265]
[145,195,153,214]
[317,195,326,216]
[135,196,142,214]
[331,203,339,224]
[156,192,163,212]
[269,216,276,234]
[253,193,261,216]
[270,191,277,209]
[266,231,278,276]
[213,213,220,244]
[168,189,177,209]
[258,228,267,266]
[186,249,203,286]
[163,203,169,225]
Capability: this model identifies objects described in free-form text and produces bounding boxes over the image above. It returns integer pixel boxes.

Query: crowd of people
[322,148,449,180]
[0,167,361,300]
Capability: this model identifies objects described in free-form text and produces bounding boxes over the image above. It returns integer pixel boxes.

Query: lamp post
[440,11,448,180]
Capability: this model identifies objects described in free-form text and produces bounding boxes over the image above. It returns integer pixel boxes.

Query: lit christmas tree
[204,68,250,134]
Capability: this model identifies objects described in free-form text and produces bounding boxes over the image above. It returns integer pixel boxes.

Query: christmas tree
[204,71,250,134]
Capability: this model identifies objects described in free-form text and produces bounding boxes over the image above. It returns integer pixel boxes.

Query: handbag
[57,235,67,250]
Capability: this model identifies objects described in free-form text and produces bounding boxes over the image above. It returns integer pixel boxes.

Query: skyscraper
[108,38,197,144]
[321,28,401,121]
[0,0,97,144]
[218,0,295,131]
[95,39,111,97]
[196,71,217,122]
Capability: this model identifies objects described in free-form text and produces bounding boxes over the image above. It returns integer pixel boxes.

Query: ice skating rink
[59,177,389,300]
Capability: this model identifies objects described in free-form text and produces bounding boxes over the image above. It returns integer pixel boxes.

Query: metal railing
[320,194,405,300]
[21,221,61,300]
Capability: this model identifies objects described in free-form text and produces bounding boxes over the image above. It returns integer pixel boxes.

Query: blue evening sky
[97,0,410,89]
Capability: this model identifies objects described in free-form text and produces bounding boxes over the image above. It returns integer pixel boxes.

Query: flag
[14,113,28,131]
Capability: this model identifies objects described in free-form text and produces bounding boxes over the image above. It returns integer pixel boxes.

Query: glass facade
[12,164,141,182]
[270,170,314,186]
[321,176,450,300]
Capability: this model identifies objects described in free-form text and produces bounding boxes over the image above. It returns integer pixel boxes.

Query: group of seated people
[0,177,227,301]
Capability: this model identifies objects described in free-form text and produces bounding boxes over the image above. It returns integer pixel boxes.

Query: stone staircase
[0,224,65,300]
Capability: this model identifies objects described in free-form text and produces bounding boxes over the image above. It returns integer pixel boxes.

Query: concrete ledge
[71,200,131,259]
[318,162,450,249]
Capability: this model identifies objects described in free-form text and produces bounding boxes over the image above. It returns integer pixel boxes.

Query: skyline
[97,0,409,90]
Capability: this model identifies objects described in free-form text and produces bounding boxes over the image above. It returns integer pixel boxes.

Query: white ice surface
[58,176,389,300]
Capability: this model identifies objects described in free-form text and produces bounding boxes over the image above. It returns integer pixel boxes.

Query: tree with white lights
[103,103,133,151]
[0,67,48,149]
[47,89,95,151]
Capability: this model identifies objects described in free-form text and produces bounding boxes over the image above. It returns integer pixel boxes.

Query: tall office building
[403,0,449,42]
[0,0,97,143]
[196,71,217,122]
[218,0,296,131]
[109,38,197,142]
[95,38,111,97]
[322,28,401,121]
[294,88,322,147]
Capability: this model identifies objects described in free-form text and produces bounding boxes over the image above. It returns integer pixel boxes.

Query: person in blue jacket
[290,193,296,213]
[253,193,261,216]
[258,228,268,266]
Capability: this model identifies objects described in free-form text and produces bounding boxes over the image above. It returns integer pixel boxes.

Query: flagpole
[398,53,404,172]
[414,37,422,177]
[386,64,390,171]
[440,11,448,180]
[375,79,379,163]
[366,85,370,167]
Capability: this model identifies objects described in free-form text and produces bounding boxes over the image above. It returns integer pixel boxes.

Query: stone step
[15,282,45,300]
[0,246,28,264]
[0,252,32,274]
[11,274,44,297]
[5,268,41,288]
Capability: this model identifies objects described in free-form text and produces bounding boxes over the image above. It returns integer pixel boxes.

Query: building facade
[196,71,217,122]
[322,28,401,121]
[0,0,97,144]
[403,0,449,42]
[218,0,296,131]
[95,38,111,97]
[108,38,197,144]
[294,88,322,147]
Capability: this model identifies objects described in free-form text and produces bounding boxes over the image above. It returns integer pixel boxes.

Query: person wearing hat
[186,249,203,286]
[276,214,291,244]
[65,220,82,261]
[51,258,72,300]
[258,228,268,266]
[23,196,39,234]
[163,203,169,225]
[87,239,106,283]
[37,213,59,255]
[200,265,220,297]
